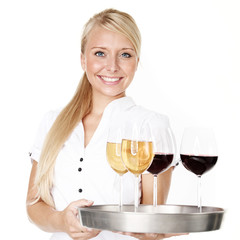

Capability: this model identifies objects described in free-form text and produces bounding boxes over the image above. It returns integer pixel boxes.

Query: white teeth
[100,76,120,82]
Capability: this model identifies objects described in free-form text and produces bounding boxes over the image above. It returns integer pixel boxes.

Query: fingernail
[149,233,157,237]
[87,228,93,232]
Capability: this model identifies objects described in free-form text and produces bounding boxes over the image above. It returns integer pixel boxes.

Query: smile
[98,75,123,83]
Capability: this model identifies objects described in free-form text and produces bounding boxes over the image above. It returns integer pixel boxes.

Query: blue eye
[95,51,105,57]
[121,53,131,58]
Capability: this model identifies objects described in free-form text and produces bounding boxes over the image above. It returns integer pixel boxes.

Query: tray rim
[78,204,225,215]
[78,204,225,233]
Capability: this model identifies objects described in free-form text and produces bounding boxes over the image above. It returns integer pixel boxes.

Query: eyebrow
[91,47,135,51]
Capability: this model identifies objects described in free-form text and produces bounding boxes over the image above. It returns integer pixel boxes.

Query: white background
[0,0,239,239]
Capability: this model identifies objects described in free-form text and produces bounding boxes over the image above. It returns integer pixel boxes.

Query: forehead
[85,26,134,50]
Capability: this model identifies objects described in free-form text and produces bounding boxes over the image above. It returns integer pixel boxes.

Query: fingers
[164,233,189,238]
[68,199,94,216]
[68,225,100,239]
[62,198,97,238]
[119,232,163,239]
[70,228,101,240]
[118,232,188,240]
[72,199,94,208]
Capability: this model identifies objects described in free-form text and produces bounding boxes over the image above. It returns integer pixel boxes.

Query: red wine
[147,154,174,175]
[180,154,218,176]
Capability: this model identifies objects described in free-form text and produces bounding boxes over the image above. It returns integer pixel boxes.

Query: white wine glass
[106,127,128,209]
[180,127,218,212]
[147,126,175,207]
[121,121,154,209]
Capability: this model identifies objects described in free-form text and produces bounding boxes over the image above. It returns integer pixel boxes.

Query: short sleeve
[29,111,58,163]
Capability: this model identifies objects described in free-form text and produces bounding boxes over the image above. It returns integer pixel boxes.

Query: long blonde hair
[34,8,141,207]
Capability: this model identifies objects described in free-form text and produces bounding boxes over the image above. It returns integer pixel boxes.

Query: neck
[91,91,126,116]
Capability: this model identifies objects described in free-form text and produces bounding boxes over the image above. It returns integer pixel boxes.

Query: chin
[102,90,125,98]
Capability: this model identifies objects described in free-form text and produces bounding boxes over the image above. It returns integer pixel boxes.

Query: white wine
[121,139,154,176]
[106,142,128,175]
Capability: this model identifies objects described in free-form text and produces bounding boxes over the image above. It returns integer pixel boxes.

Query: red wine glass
[180,127,218,212]
[147,126,175,207]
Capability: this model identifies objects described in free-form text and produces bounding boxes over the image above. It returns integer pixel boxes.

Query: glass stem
[120,175,123,208]
[153,175,157,207]
[135,175,139,209]
[197,175,202,212]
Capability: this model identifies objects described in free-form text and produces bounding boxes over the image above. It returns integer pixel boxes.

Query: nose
[105,55,120,72]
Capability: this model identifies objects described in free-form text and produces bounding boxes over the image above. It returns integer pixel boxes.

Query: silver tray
[78,204,224,233]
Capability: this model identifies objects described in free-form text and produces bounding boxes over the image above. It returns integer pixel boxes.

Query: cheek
[85,57,104,73]
[123,62,138,76]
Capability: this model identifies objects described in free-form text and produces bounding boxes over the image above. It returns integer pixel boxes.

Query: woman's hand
[119,232,188,240]
[60,199,101,240]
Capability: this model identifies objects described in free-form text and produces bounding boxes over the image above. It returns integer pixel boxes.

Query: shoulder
[30,109,62,162]
[42,109,60,122]
[148,111,170,127]
[39,109,62,131]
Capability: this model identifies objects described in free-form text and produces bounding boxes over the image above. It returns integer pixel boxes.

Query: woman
[27,8,179,240]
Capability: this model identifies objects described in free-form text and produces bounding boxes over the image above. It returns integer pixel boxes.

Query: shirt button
[80,157,83,162]
[78,167,82,172]
[78,188,83,193]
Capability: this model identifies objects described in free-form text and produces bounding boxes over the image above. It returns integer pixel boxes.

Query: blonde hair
[34,8,141,207]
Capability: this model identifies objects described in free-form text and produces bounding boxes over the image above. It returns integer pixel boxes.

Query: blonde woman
[27,9,180,240]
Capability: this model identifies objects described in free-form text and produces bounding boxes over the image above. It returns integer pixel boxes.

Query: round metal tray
[78,204,224,233]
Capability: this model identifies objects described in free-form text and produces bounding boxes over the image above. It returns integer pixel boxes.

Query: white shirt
[30,97,170,240]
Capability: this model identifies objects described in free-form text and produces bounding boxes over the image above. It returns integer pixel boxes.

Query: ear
[81,53,86,71]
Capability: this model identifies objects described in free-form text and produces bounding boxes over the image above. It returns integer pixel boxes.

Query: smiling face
[81,26,139,100]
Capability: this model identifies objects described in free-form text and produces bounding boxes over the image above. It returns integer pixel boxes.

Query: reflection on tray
[78,204,224,233]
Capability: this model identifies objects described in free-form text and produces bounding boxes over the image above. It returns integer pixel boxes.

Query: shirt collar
[103,96,136,116]
[70,96,136,148]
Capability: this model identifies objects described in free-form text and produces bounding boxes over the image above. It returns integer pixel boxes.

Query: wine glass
[147,126,176,207]
[106,127,128,209]
[121,121,154,209]
[180,127,218,212]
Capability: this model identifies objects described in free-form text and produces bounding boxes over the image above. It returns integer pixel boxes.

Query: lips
[98,75,123,84]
